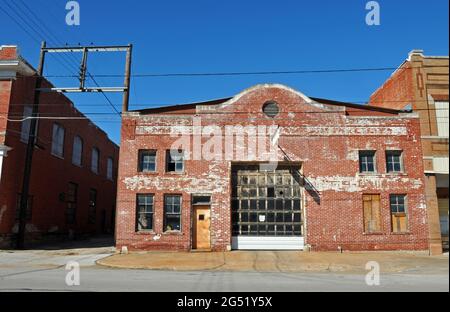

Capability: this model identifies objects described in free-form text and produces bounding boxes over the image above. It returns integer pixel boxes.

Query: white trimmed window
[51,123,65,158]
[72,136,83,166]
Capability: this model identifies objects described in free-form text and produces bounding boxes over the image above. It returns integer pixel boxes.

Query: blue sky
[1,0,448,144]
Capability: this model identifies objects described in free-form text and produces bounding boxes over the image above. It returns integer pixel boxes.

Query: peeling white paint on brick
[308,175,423,192]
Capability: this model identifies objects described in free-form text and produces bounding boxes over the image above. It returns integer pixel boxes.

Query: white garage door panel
[232,237,304,250]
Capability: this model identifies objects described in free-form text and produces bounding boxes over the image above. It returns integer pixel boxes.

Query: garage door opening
[231,164,304,250]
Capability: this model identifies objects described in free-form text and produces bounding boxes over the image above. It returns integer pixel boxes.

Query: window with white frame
[72,136,83,166]
[91,148,100,174]
[107,157,114,180]
[51,123,65,158]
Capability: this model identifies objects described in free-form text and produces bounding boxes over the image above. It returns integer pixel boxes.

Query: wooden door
[193,206,211,250]
[363,195,381,233]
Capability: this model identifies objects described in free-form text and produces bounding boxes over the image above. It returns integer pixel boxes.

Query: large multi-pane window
[386,151,403,173]
[138,150,157,172]
[107,157,114,180]
[51,123,65,158]
[166,150,184,173]
[359,151,376,173]
[88,189,97,224]
[66,183,78,224]
[136,194,154,231]
[390,195,408,233]
[91,148,100,174]
[72,136,83,166]
[164,195,182,232]
[231,166,303,237]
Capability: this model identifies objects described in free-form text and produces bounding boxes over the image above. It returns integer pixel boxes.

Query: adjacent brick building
[370,50,449,253]
[116,83,430,252]
[0,45,119,247]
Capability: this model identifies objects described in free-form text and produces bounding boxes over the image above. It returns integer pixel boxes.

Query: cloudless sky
[1,0,449,144]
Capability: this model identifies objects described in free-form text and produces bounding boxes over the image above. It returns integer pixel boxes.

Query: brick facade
[116,84,429,252]
[0,46,119,247]
[370,50,449,254]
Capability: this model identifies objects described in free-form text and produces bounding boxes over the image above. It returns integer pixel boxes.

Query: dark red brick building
[116,84,430,252]
[0,46,119,247]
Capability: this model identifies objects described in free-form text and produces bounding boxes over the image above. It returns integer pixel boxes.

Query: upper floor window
[51,123,65,158]
[167,150,184,173]
[72,136,83,167]
[107,157,114,180]
[359,151,376,173]
[435,101,449,138]
[20,106,38,144]
[386,151,403,173]
[91,148,100,174]
[138,150,157,172]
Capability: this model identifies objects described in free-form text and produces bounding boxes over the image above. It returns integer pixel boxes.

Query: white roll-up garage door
[232,237,304,251]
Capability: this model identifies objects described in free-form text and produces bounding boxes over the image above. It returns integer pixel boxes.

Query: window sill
[166,172,186,176]
[163,231,183,236]
[51,153,64,160]
[138,171,158,175]
[136,231,156,235]
[363,232,385,235]
[385,172,407,176]
[391,232,411,235]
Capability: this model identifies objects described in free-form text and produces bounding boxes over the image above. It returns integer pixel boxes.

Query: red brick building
[116,84,429,252]
[369,50,448,254]
[0,46,119,248]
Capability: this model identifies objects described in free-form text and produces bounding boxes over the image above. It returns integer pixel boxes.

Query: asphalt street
[0,250,448,292]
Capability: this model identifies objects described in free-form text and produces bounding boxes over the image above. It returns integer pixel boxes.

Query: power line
[2,0,122,116]
[5,64,448,80]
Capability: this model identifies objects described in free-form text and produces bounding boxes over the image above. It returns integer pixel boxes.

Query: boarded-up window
[390,195,408,233]
[363,194,381,233]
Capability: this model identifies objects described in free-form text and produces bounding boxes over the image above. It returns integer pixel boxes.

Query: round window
[262,101,280,118]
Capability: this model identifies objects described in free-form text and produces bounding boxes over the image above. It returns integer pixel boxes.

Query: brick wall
[116,84,429,252]
[0,47,119,247]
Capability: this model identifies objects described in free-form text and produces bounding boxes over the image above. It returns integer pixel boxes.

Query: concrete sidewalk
[97,251,449,274]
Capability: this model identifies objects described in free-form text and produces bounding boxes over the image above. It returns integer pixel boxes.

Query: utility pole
[16,41,46,249]
[15,42,132,249]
